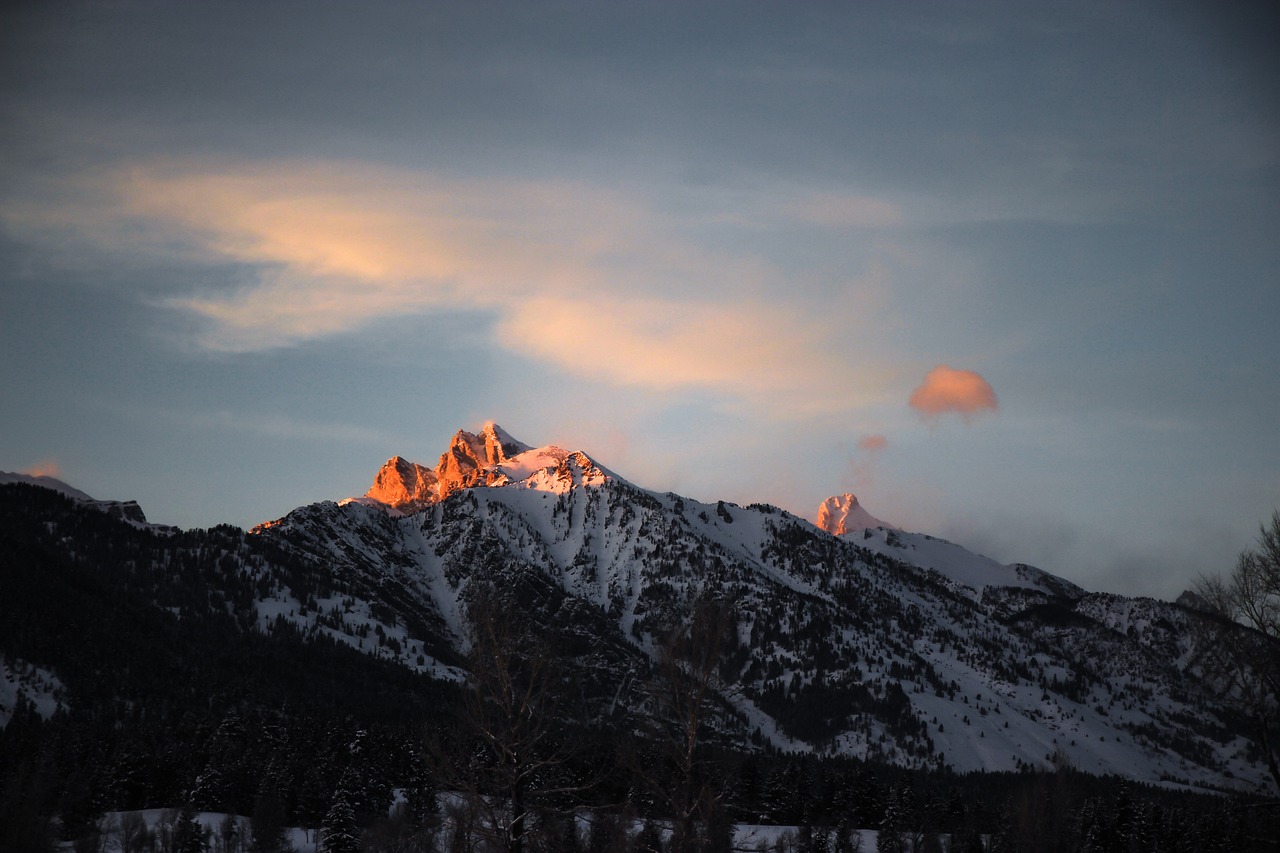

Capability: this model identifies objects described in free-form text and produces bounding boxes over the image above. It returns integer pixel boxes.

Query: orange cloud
[22,459,61,478]
[858,434,889,452]
[908,365,998,422]
[496,294,882,413]
[6,157,907,411]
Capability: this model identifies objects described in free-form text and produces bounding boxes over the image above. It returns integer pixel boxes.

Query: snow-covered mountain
[2,425,1271,796]
[241,424,1269,794]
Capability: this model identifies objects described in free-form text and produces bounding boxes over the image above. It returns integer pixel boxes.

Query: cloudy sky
[2,1,1277,599]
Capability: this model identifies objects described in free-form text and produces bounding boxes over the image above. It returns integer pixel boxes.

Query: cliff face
[364,422,530,510]
[816,492,890,535]
[367,456,439,509]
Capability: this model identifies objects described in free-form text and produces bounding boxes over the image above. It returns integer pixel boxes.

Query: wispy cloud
[844,433,890,496]
[496,294,879,410]
[7,158,906,412]
[908,364,998,423]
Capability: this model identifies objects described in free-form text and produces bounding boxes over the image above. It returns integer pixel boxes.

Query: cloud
[496,294,867,408]
[6,157,904,411]
[104,162,638,349]
[22,459,61,478]
[908,364,998,422]
[844,433,890,497]
[857,434,889,452]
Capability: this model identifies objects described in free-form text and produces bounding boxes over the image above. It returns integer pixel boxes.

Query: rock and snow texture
[243,423,1273,793]
[360,422,614,511]
[363,422,540,510]
[851,527,1083,602]
[816,493,890,534]
[9,425,1273,794]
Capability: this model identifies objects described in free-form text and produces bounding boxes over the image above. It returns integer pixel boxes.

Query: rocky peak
[434,425,521,499]
[367,456,439,510]
[817,492,890,535]
[481,421,532,461]
[364,423,541,510]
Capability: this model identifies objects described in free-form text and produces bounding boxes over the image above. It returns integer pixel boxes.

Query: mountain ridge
[2,424,1272,796]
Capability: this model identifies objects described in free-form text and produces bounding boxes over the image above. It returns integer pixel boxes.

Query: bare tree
[429,579,594,853]
[1194,509,1280,793]
[643,590,739,853]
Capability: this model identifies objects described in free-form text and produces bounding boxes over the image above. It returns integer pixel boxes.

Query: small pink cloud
[858,434,889,453]
[23,459,61,478]
[908,365,998,423]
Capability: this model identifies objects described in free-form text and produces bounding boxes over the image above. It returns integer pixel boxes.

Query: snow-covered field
[87,809,896,853]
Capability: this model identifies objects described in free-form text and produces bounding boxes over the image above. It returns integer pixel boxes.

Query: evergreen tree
[832,824,859,853]
[402,745,438,831]
[877,786,905,853]
[175,806,210,853]
[250,775,287,853]
[320,776,360,853]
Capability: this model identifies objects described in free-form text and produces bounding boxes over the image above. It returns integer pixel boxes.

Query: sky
[2,1,1277,600]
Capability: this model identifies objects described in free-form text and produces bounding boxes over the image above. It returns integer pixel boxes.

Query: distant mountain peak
[366,455,439,510]
[480,421,532,458]
[358,423,609,512]
[0,470,168,530]
[816,492,891,535]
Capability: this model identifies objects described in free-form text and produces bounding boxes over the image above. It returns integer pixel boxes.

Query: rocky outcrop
[364,422,533,510]
[816,492,890,535]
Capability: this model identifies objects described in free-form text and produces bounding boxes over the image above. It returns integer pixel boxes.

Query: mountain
[816,492,890,535]
[355,422,534,513]
[0,423,1273,810]
[0,470,170,530]
[242,425,1265,793]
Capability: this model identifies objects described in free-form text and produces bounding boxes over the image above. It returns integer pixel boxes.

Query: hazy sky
[2,1,1277,600]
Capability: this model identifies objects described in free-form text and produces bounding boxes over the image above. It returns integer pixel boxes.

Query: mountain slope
[249,425,1270,793]
[1,425,1272,797]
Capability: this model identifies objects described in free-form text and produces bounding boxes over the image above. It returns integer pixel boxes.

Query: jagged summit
[367,456,438,509]
[816,492,891,535]
[357,423,610,512]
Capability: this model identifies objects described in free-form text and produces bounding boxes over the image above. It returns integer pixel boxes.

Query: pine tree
[402,745,438,831]
[877,787,905,853]
[175,806,210,853]
[250,769,287,853]
[320,777,360,853]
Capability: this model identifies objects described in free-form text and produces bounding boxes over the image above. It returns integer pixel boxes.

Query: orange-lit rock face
[367,456,439,509]
[366,423,527,510]
[815,492,890,535]
[817,493,860,535]
[434,426,514,499]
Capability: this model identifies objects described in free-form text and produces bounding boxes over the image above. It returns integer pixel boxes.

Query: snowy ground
[88,809,898,852]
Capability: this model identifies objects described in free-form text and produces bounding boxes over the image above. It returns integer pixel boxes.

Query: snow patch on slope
[0,658,66,725]
[853,527,1082,600]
